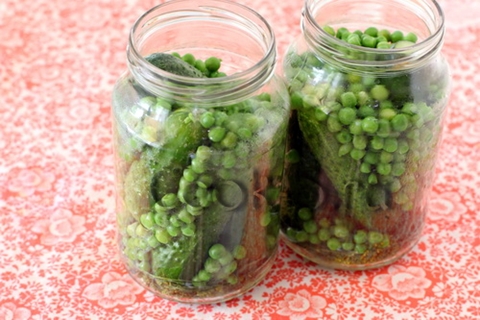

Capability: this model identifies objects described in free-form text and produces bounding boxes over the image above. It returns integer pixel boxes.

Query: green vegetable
[145,52,206,78]
[281,25,448,267]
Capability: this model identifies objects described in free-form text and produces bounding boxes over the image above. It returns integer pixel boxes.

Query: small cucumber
[145,53,206,78]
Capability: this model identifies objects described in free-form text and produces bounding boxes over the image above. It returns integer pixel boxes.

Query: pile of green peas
[285,207,389,254]
[121,53,284,289]
[282,25,444,258]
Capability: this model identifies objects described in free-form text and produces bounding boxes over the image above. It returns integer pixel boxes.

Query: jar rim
[302,0,446,71]
[127,0,277,104]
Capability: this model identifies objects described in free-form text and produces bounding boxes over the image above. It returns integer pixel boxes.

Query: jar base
[281,232,420,271]
[122,246,278,304]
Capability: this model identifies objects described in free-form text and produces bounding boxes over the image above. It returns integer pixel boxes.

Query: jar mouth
[127,0,277,105]
[302,0,445,71]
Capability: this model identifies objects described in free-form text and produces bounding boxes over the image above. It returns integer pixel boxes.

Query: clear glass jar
[280,0,450,270]
[111,0,289,303]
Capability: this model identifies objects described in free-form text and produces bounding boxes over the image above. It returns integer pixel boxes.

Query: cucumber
[145,53,206,78]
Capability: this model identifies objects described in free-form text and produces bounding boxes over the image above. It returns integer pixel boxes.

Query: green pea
[368,231,384,244]
[178,209,195,224]
[347,33,361,46]
[315,108,328,121]
[370,85,389,101]
[161,193,179,208]
[146,234,160,248]
[327,113,343,133]
[383,137,398,153]
[338,143,353,157]
[323,25,336,36]
[222,151,237,169]
[303,220,318,234]
[197,269,212,282]
[183,168,198,182]
[377,163,392,176]
[154,211,168,227]
[209,127,227,142]
[318,228,331,241]
[166,225,180,237]
[353,30,363,37]
[181,224,196,237]
[392,162,406,176]
[295,230,309,242]
[356,91,372,106]
[200,112,215,129]
[298,207,313,220]
[355,243,367,254]
[378,29,391,41]
[401,102,418,115]
[260,212,271,227]
[353,230,367,244]
[361,116,379,133]
[204,257,222,273]
[350,148,366,160]
[169,215,181,227]
[333,225,349,238]
[140,212,155,230]
[195,145,211,162]
[361,34,377,48]
[191,158,206,174]
[327,238,342,251]
[376,41,391,49]
[126,222,138,237]
[336,27,350,39]
[358,105,376,118]
[364,27,378,37]
[186,204,203,216]
[182,53,196,65]
[349,119,363,135]
[379,150,394,163]
[389,178,402,192]
[221,131,238,149]
[336,130,353,144]
[205,57,221,72]
[209,243,228,260]
[340,92,357,108]
[391,114,409,132]
[368,173,378,185]
[390,30,404,43]
[338,107,357,125]
[360,162,371,173]
[342,242,355,251]
[155,229,172,244]
[233,245,247,260]
[398,139,410,154]
[378,108,397,120]
[237,127,253,140]
[194,59,208,74]
[377,119,392,138]
[404,32,418,43]
[364,151,379,164]
[349,83,364,93]
[353,135,367,150]
[370,136,384,150]
[218,251,234,266]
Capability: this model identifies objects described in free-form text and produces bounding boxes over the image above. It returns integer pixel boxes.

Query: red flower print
[0,302,31,320]
[453,120,480,145]
[372,265,432,300]
[428,191,467,222]
[82,272,144,308]
[32,208,86,245]
[6,167,55,197]
[276,289,327,320]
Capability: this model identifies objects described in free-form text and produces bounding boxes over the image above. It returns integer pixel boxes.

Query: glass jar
[111,0,289,303]
[280,0,450,270]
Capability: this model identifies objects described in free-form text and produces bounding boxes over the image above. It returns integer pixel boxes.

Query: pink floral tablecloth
[1,0,479,319]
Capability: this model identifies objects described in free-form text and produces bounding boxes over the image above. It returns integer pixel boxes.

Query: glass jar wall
[280,0,450,270]
[112,0,290,303]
